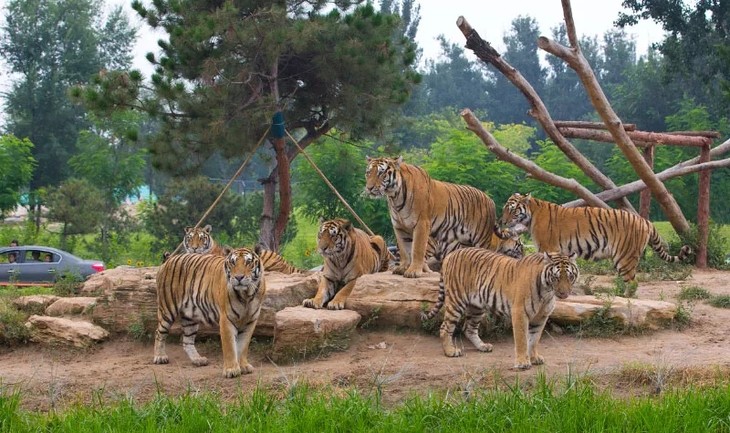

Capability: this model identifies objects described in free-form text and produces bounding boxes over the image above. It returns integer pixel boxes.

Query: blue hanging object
[271,111,285,139]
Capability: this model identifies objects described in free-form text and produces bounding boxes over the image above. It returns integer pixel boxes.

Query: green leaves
[0,135,36,217]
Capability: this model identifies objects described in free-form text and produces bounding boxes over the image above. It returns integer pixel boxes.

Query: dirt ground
[2,268,730,411]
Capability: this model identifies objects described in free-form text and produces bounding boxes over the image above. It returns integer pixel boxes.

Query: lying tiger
[389,228,525,272]
[423,248,579,370]
[303,218,390,310]
[181,225,307,274]
[153,247,266,378]
[365,156,497,278]
[497,193,692,296]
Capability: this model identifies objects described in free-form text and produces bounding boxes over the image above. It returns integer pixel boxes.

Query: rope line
[284,128,375,236]
[170,126,271,255]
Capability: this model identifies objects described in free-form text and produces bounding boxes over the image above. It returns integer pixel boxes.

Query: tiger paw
[392,265,407,275]
[403,267,422,278]
[326,301,346,310]
[443,346,463,357]
[302,298,323,309]
[191,356,209,367]
[476,343,493,353]
[511,362,532,371]
[240,363,254,375]
[223,366,242,378]
[152,355,169,364]
[530,354,545,365]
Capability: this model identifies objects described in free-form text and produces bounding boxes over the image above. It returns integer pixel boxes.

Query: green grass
[708,295,730,309]
[281,209,323,270]
[2,379,730,432]
[677,286,712,301]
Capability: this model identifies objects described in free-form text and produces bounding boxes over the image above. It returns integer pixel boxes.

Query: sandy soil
[2,269,729,411]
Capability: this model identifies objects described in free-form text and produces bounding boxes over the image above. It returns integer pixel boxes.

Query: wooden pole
[639,145,654,219]
[554,120,636,131]
[696,144,711,268]
[558,127,712,147]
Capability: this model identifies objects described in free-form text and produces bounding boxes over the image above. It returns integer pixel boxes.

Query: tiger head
[317,218,352,258]
[496,236,525,259]
[224,247,263,297]
[499,193,533,234]
[540,252,579,300]
[184,224,213,254]
[364,156,402,198]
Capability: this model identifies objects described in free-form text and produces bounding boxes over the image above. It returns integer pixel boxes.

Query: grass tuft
[707,295,730,309]
[677,286,712,301]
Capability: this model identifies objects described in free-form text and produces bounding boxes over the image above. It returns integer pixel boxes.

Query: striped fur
[365,156,497,278]
[153,247,266,378]
[303,218,390,310]
[390,232,524,272]
[423,248,578,369]
[498,193,692,295]
[182,225,306,274]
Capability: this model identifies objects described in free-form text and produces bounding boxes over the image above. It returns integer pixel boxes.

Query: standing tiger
[181,225,307,274]
[303,218,391,310]
[497,193,692,296]
[365,156,497,278]
[153,247,266,378]
[422,248,579,370]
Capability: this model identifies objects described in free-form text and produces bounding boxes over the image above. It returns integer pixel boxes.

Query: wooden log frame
[536,0,691,236]
[559,127,712,147]
[456,16,636,213]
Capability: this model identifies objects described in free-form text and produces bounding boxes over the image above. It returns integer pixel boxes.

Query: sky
[111,0,666,78]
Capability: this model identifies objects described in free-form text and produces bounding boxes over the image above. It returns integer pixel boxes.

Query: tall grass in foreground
[2,379,730,433]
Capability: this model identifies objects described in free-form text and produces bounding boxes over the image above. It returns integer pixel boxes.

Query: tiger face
[499,193,532,234]
[317,218,352,258]
[499,237,525,259]
[224,247,263,297]
[364,156,402,198]
[541,252,579,299]
[184,224,213,253]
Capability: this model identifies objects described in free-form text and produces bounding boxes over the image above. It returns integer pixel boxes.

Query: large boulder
[551,295,678,330]
[257,272,318,337]
[81,266,158,334]
[25,315,109,347]
[271,306,361,363]
[45,297,97,317]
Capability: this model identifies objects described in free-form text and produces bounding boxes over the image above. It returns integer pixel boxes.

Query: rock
[25,315,109,347]
[12,295,60,314]
[257,272,319,337]
[551,295,678,330]
[81,266,159,334]
[45,297,97,317]
[345,272,441,329]
[271,306,361,363]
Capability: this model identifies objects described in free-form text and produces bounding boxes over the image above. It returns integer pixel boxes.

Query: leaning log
[537,0,690,235]
[461,109,610,209]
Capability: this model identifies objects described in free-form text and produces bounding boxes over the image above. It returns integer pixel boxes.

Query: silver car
[0,245,105,286]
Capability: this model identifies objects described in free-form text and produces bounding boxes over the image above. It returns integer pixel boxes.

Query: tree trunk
[272,136,291,252]
[259,175,277,250]
[536,0,691,235]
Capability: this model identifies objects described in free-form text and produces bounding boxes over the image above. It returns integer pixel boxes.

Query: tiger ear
[254,243,263,256]
[542,251,553,262]
[342,219,353,232]
[318,217,325,225]
[395,155,403,168]
[203,224,212,233]
[184,226,193,233]
[366,155,372,162]
[568,252,578,263]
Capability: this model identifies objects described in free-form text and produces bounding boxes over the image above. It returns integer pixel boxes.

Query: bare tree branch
[537,0,690,235]
[461,109,610,209]
[456,16,635,212]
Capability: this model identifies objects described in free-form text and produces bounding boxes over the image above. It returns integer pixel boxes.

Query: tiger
[390,230,525,272]
[302,218,391,310]
[422,248,579,370]
[365,156,497,278]
[497,193,692,296]
[182,225,307,274]
[153,247,266,378]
